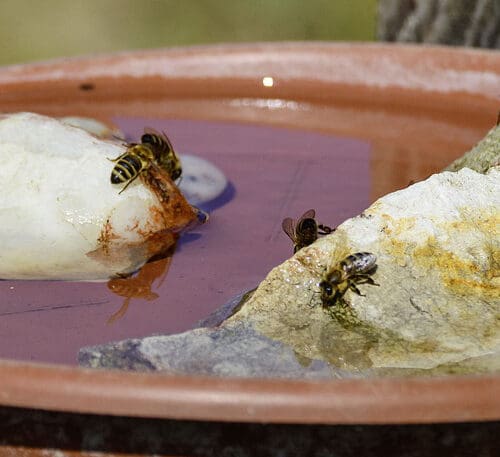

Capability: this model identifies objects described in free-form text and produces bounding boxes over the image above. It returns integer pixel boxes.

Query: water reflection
[106,248,175,324]
[103,179,234,324]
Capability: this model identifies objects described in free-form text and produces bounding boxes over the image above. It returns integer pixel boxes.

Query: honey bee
[319,252,378,308]
[141,128,182,181]
[110,144,156,193]
[282,209,334,253]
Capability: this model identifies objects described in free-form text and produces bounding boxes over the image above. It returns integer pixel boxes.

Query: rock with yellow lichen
[232,165,499,372]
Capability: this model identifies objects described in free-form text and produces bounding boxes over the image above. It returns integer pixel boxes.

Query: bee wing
[281,217,296,241]
[359,252,377,273]
[161,131,175,153]
[143,126,162,136]
[143,127,175,153]
[298,209,316,222]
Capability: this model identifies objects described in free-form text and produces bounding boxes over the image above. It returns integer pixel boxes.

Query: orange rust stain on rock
[97,218,121,256]
[140,162,198,232]
[138,206,167,238]
[126,218,140,232]
[88,152,205,283]
[89,160,200,275]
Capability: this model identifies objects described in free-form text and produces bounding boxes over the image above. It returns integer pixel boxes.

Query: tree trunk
[378,0,500,48]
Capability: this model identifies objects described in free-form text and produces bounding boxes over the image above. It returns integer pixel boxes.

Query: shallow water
[0,118,371,365]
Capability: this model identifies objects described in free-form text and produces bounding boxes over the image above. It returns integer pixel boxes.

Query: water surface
[0,118,370,364]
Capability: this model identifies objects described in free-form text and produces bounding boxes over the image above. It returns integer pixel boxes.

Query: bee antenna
[112,134,127,143]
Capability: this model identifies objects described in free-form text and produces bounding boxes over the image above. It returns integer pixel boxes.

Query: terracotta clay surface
[0,360,500,425]
[0,43,499,425]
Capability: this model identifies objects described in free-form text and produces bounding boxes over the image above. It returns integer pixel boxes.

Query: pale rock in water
[81,164,500,376]
[177,154,228,207]
[0,112,199,280]
[236,165,499,372]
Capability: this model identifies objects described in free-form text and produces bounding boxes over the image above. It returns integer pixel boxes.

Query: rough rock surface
[80,165,499,377]
[445,123,500,173]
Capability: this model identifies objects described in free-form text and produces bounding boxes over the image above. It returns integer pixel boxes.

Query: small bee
[319,252,378,308]
[282,209,334,253]
[141,128,182,181]
[110,143,156,193]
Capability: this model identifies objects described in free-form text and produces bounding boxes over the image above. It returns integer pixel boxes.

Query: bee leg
[318,224,334,235]
[349,283,364,296]
[339,296,350,307]
[118,173,141,194]
[364,277,379,286]
[107,151,129,163]
[356,275,379,286]
[331,290,345,308]
[321,292,337,309]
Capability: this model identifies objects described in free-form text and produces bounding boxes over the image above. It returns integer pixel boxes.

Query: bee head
[171,167,182,181]
[141,133,155,144]
[319,280,333,297]
[298,218,317,232]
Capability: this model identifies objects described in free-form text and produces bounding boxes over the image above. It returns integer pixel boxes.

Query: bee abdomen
[111,155,141,184]
[341,252,377,274]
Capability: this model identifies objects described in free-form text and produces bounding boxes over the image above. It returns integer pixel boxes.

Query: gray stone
[79,320,349,379]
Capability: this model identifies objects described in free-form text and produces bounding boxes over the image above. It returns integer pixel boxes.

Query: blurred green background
[0,0,377,66]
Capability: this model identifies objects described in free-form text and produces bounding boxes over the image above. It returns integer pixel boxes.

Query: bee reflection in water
[106,246,175,324]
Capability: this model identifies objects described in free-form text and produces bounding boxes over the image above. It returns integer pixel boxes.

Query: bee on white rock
[0,112,203,280]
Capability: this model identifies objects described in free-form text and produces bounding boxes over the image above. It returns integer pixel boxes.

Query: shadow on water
[198,181,236,213]
[177,181,236,252]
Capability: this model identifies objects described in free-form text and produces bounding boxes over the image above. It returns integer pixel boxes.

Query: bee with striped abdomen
[110,144,156,194]
[282,209,334,253]
[319,252,378,308]
[141,128,182,181]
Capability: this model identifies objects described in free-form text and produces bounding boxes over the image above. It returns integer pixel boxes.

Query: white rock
[177,154,227,206]
[0,112,198,280]
[59,116,123,140]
